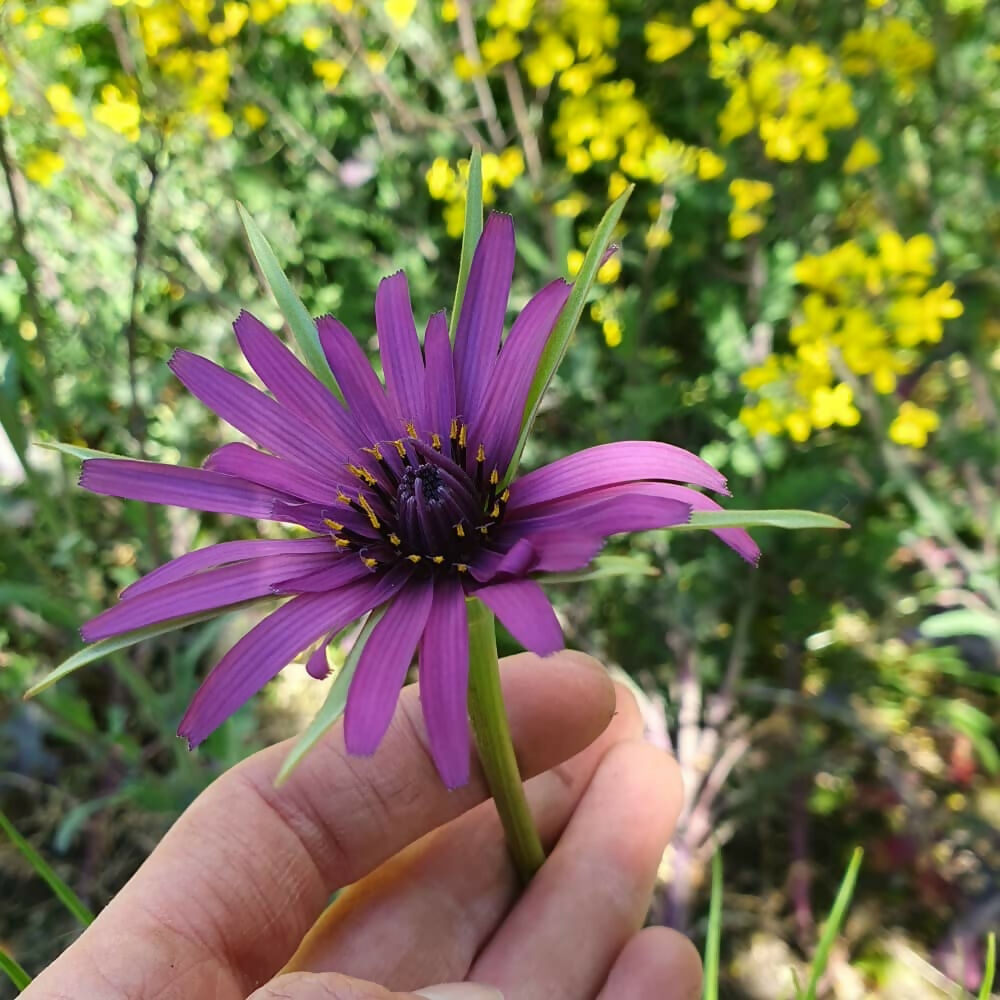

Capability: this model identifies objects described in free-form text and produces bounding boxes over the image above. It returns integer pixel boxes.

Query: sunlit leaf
[920,608,1000,641]
[449,148,483,343]
[540,554,660,584]
[36,440,128,462]
[673,509,850,532]
[275,605,386,786]
[980,932,996,1000]
[237,203,342,398]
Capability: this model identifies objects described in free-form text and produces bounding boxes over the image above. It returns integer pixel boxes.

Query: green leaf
[0,948,31,991]
[800,847,863,1000]
[237,203,341,398]
[980,931,996,1000]
[673,509,850,532]
[503,186,634,485]
[920,609,1000,641]
[36,440,129,462]
[24,600,268,699]
[449,148,483,343]
[540,554,660,584]
[0,808,94,927]
[275,606,386,786]
[702,847,723,1000]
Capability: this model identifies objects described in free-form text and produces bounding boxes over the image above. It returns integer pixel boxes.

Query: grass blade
[504,185,633,484]
[980,931,996,1000]
[674,509,850,532]
[801,847,863,1000]
[276,606,386,786]
[703,847,723,1000]
[24,599,268,698]
[449,148,483,343]
[237,202,341,398]
[36,441,129,462]
[539,553,660,584]
[0,949,31,991]
[0,808,95,926]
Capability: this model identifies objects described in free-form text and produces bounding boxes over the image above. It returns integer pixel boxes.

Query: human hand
[22,652,700,1000]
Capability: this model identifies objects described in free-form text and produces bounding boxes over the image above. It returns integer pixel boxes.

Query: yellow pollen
[388,533,401,546]
[500,489,510,503]
[476,443,486,463]
[362,556,378,569]
[323,518,344,532]
[358,495,381,529]
[455,563,469,573]
[337,490,352,505]
[335,538,352,548]
[449,418,459,440]
[405,421,418,439]
[490,503,501,518]
[407,554,422,563]
[363,443,384,461]
[393,439,407,458]
[458,424,467,447]
[432,555,445,564]
[455,523,466,538]
[431,433,442,450]
[490,468,499,485]
[348,463,376,485]
[478,525,489,534]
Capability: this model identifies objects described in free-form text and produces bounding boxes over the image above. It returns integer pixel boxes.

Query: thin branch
[455,0,506,148]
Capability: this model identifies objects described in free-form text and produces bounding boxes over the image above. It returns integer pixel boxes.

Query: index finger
[25,651,616,1000]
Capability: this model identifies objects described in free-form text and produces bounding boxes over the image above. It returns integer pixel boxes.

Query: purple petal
[453,213,515,417]
[205,443,338,505]
[122,537,334,599]
[271,557,376,594]
[507,441,730,513]
[418,577,471,788]
[376,272,426,426]
[306,639,332,680]
[423,310,456,439]
[233,310,362,454]
[472,578,563,657]
[512,493,692,538]
[179,568,410,747]
[344,577,434,756]
[169,350,345,479]
[316,315,400,441]
[83,551,336,641]
[472,278,572,472]
[80,459,290,519]
[469,537,537,582]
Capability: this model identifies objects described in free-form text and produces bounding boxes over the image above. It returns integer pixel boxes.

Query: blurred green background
[1,0,997,996]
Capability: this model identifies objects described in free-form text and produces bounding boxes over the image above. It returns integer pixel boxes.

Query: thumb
[249,972,503,1000]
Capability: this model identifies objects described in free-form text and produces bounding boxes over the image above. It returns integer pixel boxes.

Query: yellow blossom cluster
[728,178,772,240]
[740,233,963,445]
[425,150,526,238]
[841,17,935,100]
[711,31,857,162]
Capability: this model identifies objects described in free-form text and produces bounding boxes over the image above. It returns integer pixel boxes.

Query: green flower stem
[466,598,545,883]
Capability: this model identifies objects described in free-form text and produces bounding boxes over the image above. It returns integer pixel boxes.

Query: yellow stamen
[337,490,352,505]
[455,563,469,573]
[476,443,486,463]
[362,557,378,569]
[454,523,466,538]
[323,518,344,532]
[490,503,501,518]
[431,555,445,564]
[335,538,352,548]
[348,463,376,485]
[358,495,381,529]
[407,553,422,563]
[393,439,407,458]
[490,468,499,486]
[449,418,459,440]
[431,433,442,451]
[388,533,401,547]
[363,443,384,461]
[405,421,418,439]
[458,424,467,448]
[500,489,510,502]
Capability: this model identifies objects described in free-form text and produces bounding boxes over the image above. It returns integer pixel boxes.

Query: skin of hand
[21,651,701,1000]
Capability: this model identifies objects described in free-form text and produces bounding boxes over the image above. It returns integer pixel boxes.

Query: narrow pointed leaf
[801,847,863,1000]
[24,599,269,698]
[672,509,849,532]
[539,554,660,584]
[980,932,996,1000]
[0,808,94,926]
[449,148,483,343]
[0,949,31,991]
[276,605,387,786]
[237,203,342,398]
[37,440,129,462]
[702,847,723,1000]
[504,185,633,485]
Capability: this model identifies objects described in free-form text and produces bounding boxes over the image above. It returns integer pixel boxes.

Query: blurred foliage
[1,0,998,995]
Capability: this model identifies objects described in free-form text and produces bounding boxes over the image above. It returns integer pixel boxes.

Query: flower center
[325,422,509,574]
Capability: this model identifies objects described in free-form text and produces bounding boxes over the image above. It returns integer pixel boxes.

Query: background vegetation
[1,0,997,996]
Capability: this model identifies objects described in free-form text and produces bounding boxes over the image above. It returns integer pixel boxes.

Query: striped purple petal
[168,350,344,480]
[271,558,376,594]
[423,310,455,440]
[82,551,336,641]
[512,493,692,538]
[122,537,335,599]
[344,577,434,756]
[418,577,470,788]
[472,278,572,472]
[507,441,730,514]
[80,459,290,519]
[316,315,400,441]
[306,638,332,680]
[233,310,361,455]
[472,578,563,657]
[453,213,515,418]
[179,568,410,747]
[376,271,426,426]
[204,443,339,505]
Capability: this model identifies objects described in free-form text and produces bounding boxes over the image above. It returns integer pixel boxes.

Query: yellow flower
[843,136,881,173]
[645,20,694,63]
[522,32,575,88]
[729,211,765,239]
[810,383,860,429]
[206,110,233,138]
[482,29,521,67]
[645,226,673,249]
[735,0,776,9]
[566,249,584,277]
[302,26,329,51]
[314,58,346,89]
[242,104,268,129]
[603,318,623,347]
[608,171,629,199]
[441,0,457,20]
[25,150,65,186]
[692,0,745,42]
[496,147,525,185]
[553,194,587,218]
[40,6,71,28]
[487,0,534,32]
[92,84,141,142]
[729,177,773,211]
[785,411,812,442]
[454,53,483,79]
[45,83,86,137]
[888,401,939,447]
[598,255,621,283]
[697,149,727,180]
[425,157,458,200]
[384,0,417,28]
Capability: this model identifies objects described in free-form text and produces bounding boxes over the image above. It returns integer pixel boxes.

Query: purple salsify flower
[79,213,758,788]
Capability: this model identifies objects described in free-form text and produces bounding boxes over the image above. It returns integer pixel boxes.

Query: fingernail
[413,984,504,1000]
